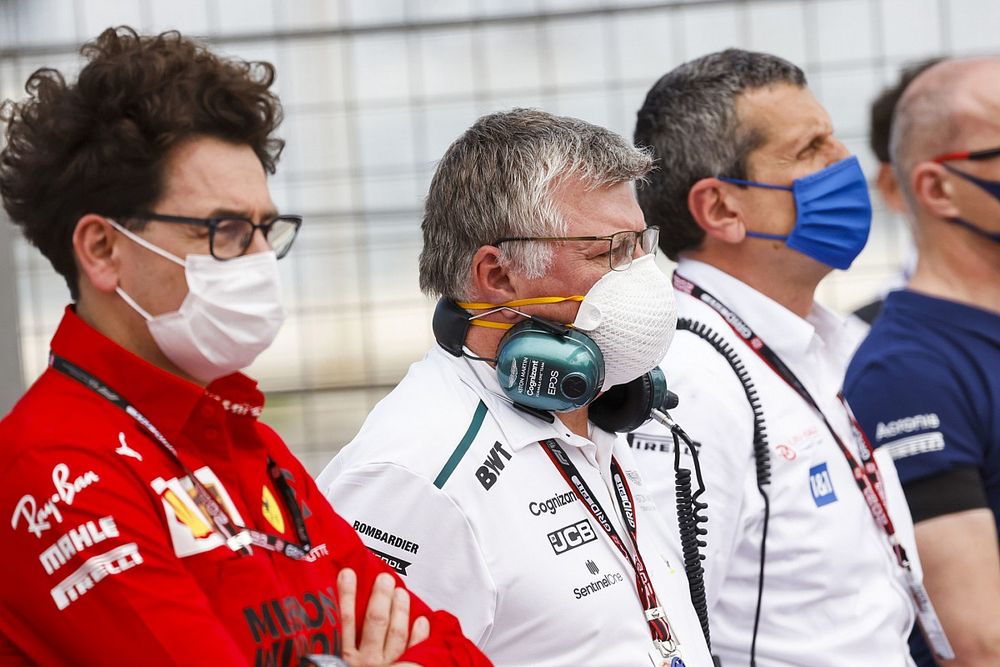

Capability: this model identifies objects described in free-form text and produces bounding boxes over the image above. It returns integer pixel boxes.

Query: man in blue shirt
[845,57,1000,666]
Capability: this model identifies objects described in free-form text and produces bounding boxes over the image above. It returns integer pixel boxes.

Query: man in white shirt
[318,109,713,666]
[630,49,928,666]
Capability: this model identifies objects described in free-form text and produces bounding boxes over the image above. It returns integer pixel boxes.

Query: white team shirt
[629,258,920,667]
[317,344,713,666]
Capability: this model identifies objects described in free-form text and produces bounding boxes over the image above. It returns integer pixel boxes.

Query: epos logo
[547,519,597,555]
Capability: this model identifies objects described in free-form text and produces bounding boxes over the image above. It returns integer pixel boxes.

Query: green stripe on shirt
[433,400,489,489]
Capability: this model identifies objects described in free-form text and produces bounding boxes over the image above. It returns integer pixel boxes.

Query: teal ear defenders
[432,299,678,430]
[432,298,604,413]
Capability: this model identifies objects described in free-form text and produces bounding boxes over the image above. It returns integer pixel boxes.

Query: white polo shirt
[629,258,920,667]
[317,344,713,666]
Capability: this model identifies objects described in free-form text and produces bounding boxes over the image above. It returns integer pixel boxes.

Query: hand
[338,569,431,667]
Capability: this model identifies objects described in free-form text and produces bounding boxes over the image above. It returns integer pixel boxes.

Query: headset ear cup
[432,299,472,356]
[495,320,603,413]
[589,371,656,433]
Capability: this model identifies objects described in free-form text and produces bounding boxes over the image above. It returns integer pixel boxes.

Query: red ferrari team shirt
[0,307,488,667]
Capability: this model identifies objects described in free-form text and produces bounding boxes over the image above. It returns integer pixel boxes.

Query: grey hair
[634,48,806,259]
[419,108,652,300]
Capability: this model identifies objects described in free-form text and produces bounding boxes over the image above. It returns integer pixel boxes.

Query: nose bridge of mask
[107,219,187,268]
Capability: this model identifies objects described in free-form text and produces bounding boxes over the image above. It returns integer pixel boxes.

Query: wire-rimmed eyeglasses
[493,226,660,271]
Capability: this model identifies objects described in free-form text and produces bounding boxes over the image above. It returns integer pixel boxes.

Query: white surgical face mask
[110,220,286,383]
[572,253,676,391]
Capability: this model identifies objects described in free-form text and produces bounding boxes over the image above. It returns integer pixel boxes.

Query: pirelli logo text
[50,542,143,610]
[547,519,597,555]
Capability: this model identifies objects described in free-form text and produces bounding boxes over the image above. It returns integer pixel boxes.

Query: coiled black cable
[676,318,771,667]
[672,421,711,650]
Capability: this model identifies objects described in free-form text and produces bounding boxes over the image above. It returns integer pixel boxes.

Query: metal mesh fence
[1,0,992,472]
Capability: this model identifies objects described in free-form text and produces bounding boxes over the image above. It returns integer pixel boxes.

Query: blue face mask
[718,155,873,270]
[940,164,1000,243]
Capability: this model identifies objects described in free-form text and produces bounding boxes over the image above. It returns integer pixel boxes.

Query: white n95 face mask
[110,220,286,384]
[572,253,677,391]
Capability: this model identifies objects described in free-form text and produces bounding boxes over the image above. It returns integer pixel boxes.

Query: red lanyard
[673,273,910,570]
[539,439,681,659]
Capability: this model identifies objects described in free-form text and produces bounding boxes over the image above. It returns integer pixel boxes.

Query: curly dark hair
[0,26,285,298]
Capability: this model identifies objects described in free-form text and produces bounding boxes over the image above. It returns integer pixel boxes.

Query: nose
[633,236,647,259]
[825,137,851,166]
[246,226,271,255]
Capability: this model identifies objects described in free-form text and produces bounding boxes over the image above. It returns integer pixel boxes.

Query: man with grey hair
[845,57,1000,667]
[318,108,713,665]
[629,49,927,665]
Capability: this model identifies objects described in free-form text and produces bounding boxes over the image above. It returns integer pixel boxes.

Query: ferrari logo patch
[261,485,285,533]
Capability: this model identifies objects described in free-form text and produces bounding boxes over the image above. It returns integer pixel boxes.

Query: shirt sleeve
[629,336,757,609]
[319,462,498,653]
[843,351,986,489]
[272,432,490,667]
[0,445,246,666]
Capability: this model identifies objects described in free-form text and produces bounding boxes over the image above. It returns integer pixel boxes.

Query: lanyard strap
[539,439,679,656]
[49,353,312,560]
[672,273,909,569]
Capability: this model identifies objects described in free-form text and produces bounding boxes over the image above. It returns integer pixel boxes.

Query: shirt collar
[431,345,598,455]
[49,306,265,440]
[887,289,1000,340]
[675,258,850,359]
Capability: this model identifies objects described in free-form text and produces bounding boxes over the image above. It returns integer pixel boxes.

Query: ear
[688,177,745,244]
[911,162,961,220]
[468,244,520,322]
[469,244,516,298]
[72,214,121,294]
[875,163,907,214]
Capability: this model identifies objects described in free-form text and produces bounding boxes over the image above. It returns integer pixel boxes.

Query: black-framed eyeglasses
[132,212,303,260]
[933,146,1000,163]
[493,226,660,271]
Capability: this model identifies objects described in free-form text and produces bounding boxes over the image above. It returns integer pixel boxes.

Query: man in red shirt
[0,26,487,667]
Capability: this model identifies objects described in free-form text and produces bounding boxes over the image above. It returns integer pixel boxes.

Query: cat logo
[261,485,285,533]
[150,466,246,558]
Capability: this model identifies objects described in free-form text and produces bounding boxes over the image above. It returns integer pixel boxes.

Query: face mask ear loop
[107,218,187,268]
[717,176,794,191]
[115,286,155,322]
[468,306,572,335]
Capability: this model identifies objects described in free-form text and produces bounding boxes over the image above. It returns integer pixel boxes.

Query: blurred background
[0,0,993,473]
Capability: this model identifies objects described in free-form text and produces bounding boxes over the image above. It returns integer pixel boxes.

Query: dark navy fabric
[844,289,1000,667]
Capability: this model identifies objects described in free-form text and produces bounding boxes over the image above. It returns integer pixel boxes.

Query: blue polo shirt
[844,288,1000,666]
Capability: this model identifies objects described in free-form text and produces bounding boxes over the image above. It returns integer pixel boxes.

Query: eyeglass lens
[609,227,659,270]
[211,217,299,259]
